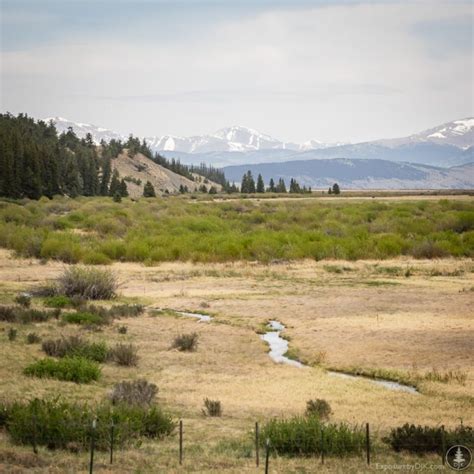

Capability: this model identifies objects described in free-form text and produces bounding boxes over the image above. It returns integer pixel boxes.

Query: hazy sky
[1,0,473,143]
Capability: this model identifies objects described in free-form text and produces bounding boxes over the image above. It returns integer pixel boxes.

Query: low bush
[23,357,101,383]
[4,397,174,450]
[202,398,222,417]
[109,380,158,406]
[56,266,117,300]
[118,325,128,334]
[43,295,71,308]
[261,416,365,457]
[26,333,41,344]
[108,343,139,366]
[14,293,31,308]
[61,311,104,326]
[0,306,56,324]
[305,399,332,420]
[172,333,198,352]
[42,336,109,362]
[384,423,474,454]
[108,304,145,318]
[8,328,17,341]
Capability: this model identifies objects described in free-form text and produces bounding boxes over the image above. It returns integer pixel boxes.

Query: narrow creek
[261,320,418,394]
[176,311,212,323]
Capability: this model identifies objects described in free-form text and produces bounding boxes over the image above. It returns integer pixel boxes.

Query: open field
[0,243,473,472]
[0,194,473,265]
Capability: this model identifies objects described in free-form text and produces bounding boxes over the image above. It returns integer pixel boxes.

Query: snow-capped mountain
[44,117,125,143]
[43,118,337,153]
[376,118,474,150]
[43,117,473,169]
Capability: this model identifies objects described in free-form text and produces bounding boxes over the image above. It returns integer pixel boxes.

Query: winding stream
[176,311,212,322]
[261,320,418,394]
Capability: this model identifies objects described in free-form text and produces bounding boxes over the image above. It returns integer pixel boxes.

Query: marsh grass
[261,416,365,457]
[0,197,472,263]
[3,397,174,451]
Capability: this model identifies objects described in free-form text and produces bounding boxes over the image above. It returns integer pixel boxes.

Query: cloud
[1,1,472,142]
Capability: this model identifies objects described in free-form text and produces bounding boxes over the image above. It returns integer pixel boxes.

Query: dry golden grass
[0,249,473,471]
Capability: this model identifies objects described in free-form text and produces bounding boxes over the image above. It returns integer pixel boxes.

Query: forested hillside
[0,113,228,200]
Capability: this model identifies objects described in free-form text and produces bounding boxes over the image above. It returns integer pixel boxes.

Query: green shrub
[24,357,101,383]
[383,423,474,454]
[305,399,332,420]
[61,311,104,326]
[56,266,117,300]
[42,336,109,362]
[15,293,32,308]
[118,325,128,334]
[261,416,365,457]
[202,398,222,417]
[4,397,174,451]
[43,295,71,308]
[172,333,198,352]
[108,343,139,366]
[109,380,158,406]
[8,328,17,341]
[26,333,41,344]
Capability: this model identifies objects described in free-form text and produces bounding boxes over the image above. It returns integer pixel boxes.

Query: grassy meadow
[0,194,473,264]
[0,194,473,472]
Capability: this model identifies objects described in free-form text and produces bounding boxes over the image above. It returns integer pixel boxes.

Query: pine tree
[267,178,276,193]
[328,187,332,194]
[256,174,265,193]
[332,183,341,195]
[240,173,248,193]
[276,178,287,193]
[109,169,121,196]
[113,191,122,202]
[143,181,156,197]
[100,158,111,195]
[119,179,128,197]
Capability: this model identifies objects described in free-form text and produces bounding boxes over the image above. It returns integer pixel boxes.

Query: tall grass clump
[108,343,139,366]
[305,399,332,420]
[23,357,101,383]
[55,266,117,300]
[4,397,174,451]
[41,336,109,362]
[261,416,365,457]
[172,333,199,352]
[109,380,158,406]
[202,398,222,417]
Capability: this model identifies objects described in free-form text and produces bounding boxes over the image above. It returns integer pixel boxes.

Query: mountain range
[44,116,474,189]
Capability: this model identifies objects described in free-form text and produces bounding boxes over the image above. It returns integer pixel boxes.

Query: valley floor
[0,250,473,472]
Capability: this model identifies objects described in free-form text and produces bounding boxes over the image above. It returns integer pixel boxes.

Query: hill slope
[223,159,474,190]
[112,152,205,198]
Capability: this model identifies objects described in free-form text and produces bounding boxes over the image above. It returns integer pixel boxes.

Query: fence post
[89,418,96,474]
[441,425,446,465]
[179,419,183,465]
[321,428,325,465]
[255,422,259,467]
[264,438,270,474]
[32,414,38,454]
[110,420,115,464]
[366,423,370,465]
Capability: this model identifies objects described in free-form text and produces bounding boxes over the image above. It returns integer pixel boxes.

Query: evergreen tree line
[239,171,313,194]
[0,114,231,199]
[0,113,111,199]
